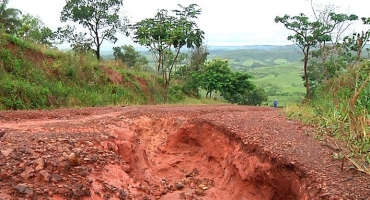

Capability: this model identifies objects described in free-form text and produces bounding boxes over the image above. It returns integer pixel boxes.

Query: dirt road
[0,105,369,200]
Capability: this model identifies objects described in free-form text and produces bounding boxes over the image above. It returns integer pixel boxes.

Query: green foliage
[0,35,182,109]
[286,58,370,172]
[223,87,268,106]
[113,45,148,70]
[130,4,204,102]
[168,84,186,103]
[209,46,302,71]
[16,13,55,46]
[275,12,358,99]
[191,58,259,105]
[59,0,126,59]
[194,59,232,98]
[179,45,209,97]
[0,0,22,33]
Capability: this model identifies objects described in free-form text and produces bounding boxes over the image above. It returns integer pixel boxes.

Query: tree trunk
[163,81,169,103]
[96,45,101,60]
[303,47,311,99]
[356,48,362,62]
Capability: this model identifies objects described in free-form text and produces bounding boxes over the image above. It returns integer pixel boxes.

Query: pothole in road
[96,116,310,200]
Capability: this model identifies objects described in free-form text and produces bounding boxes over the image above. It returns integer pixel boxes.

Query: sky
[7,0,370,48]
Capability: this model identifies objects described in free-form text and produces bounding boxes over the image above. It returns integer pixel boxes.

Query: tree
[196,59,232,98]
[0,0,22,33]
[275,12,358,99]
[193,58,257,104]
[187,45,208,74]
[113,45,148,69]
[220,71,254,99]
[131,4,204,101]
[343,17,370,62]
[223,87,268,106]
[16,13,55,46]
[178,45,208,97]
[60,0,127,60]
[243,87,268,106]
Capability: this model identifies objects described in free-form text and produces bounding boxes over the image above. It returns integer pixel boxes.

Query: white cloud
[7,0,370,47]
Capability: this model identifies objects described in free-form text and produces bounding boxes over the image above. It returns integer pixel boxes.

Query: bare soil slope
[0,105,369,200]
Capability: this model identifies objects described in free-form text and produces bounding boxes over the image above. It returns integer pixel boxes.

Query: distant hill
[207,45,297,51]
[101,44,303,71]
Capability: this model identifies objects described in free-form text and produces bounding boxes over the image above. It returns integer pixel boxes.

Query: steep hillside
[0,36,167,110]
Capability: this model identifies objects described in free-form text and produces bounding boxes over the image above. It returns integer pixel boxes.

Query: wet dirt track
[0,105,369,200]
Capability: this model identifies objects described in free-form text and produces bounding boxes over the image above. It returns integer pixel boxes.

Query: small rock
[33,158,46,167]
[39,170,51,181]
[66,153,82,166]
[73,148,83,154]
[195,189,204,196]
[20,166,35,180]
[35,165,44,171]
[118,189,127,200]
[57,160,70,172]
[58,156,66,162]
[0,131,5,138]
[85,141,93,146]
[175,182,184,190]
[51,174,63,182]
[107,142,118,152]
[14,184,34,195]
[1,148,14,157]
[0,171,10,181]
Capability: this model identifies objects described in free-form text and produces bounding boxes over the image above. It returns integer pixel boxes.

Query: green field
[247,62,306,106]
[104,45,307,106]
[207,46,306,107]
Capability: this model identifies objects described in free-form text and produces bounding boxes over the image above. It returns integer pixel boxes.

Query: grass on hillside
[246,62,306,106]
[0,35,230,110]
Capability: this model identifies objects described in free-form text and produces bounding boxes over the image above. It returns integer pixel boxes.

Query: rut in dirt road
[0,105,369,200]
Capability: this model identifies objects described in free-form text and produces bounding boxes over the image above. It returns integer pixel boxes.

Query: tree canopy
[60,0,127,59]
[130,4,204,101]
[191,58,262,105]
[0,0,22,33]
[113,45,148,70]
[275,12,358,99]
[16,13,55,46]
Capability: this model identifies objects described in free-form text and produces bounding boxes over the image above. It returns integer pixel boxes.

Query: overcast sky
[7,0,370,48]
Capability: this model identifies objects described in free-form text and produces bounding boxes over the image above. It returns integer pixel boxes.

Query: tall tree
[0,0,21,33]
[16,13,55,46]
[304,3,357,93]
[275,13,358,99]
[60,0,127,60]
[131,4,204,101]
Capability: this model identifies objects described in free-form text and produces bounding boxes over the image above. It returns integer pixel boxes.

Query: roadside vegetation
[276,2,370,174]
[1,0,368,174]
[0,0,266,110]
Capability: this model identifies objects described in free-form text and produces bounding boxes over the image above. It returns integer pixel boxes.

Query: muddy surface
[0,105,369,200]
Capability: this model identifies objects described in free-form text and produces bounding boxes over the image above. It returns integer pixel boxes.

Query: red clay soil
[0,105,369,200]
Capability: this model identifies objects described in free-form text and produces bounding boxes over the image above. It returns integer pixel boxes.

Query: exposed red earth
[0,105,369,200]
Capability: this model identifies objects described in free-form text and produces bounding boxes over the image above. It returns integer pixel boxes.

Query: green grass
[245,62,306,106]
[241,59,265,66]
[177,96,228,105]
[273,58,289,65]
[0,37,178,110]
[266,95,302,107]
